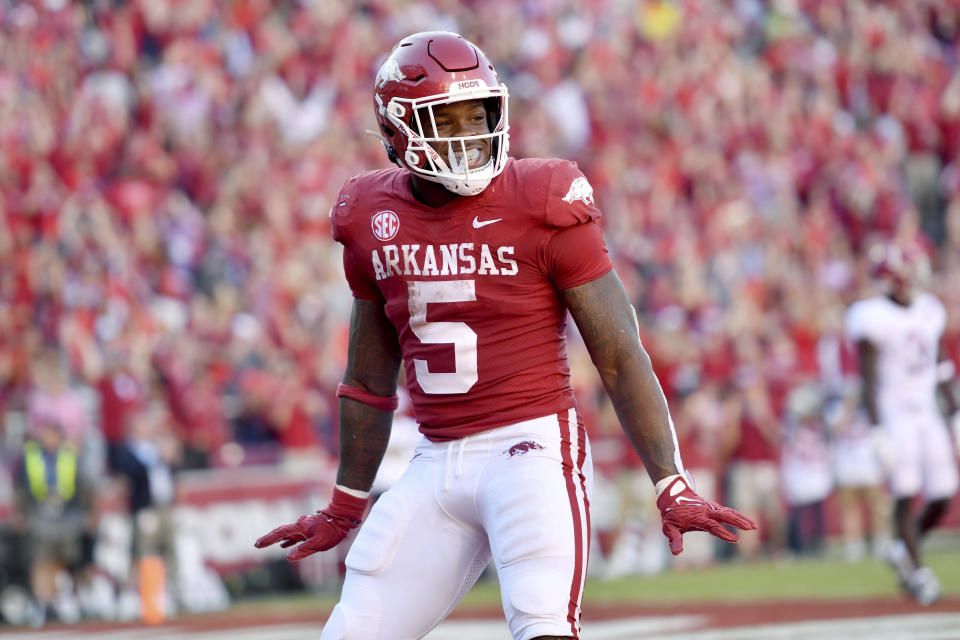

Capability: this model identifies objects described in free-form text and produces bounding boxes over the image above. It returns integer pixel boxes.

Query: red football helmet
[373,31,509,196]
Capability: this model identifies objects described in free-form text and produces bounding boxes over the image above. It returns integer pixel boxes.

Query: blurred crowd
[3,0,960,621]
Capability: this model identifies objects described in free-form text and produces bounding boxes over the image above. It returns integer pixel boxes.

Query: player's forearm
[857,340,881,425]
[335,360,400,492]
[562,271,680,483]
[335,398,393,492]
[336,297,403,491]
[598,350,681,483]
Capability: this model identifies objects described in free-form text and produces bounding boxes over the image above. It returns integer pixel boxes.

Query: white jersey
[845,292,946,419]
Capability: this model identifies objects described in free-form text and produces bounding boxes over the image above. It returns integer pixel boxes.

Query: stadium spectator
[780,384,833,557]
[12,417,95,626]
[725,371,788,560]
[110,397,182,616]
[824,381,891,563]
[25,349,90,447]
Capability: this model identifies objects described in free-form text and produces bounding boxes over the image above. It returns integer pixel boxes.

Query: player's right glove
[656,475,757,556]
[254,487,369,561]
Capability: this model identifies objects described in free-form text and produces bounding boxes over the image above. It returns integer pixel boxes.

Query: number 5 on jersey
[407,280,478,394]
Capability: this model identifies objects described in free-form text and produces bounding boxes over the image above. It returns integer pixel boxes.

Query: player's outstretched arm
[561,270,756,554]
[255,298,402,560]
[560,270,678,480]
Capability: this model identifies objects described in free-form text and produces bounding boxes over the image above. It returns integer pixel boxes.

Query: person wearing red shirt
[255,32,755,640]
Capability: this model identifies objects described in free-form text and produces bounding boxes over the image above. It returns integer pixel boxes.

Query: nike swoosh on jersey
[472,216,503,228]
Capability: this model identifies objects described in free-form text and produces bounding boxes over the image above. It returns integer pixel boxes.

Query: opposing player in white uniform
[254,31,755,640]
[845,244,960,604]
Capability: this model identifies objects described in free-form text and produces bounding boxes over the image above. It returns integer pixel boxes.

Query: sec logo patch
[371,210,399,241]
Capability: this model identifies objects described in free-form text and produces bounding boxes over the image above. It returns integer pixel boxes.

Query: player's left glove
[254,487,370,561]
[656,475,757,556]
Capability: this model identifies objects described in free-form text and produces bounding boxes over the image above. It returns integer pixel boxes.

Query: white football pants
[320,408,593,640]
[883,408,959,500]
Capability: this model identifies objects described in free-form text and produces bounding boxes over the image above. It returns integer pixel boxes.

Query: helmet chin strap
[401,136,493,196]
[439,171,492,196]
[431,141,492,195]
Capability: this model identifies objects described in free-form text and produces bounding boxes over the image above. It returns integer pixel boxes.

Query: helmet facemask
[379,81,509,196]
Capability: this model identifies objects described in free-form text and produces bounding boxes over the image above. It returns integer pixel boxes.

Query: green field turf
[447,548,960,609]
[235,545,960,616]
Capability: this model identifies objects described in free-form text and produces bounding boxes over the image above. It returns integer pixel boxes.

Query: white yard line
[3,612,959,639]
[656,613,960,640]
[424,615,704,639]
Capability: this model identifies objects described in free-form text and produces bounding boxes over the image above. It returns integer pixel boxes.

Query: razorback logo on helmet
[371,210,400,241]
[562,176,595,207]
[375,57,405,88]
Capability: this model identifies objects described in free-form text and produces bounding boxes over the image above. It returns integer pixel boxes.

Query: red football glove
[254,487,370,561]
[656,475,757,556]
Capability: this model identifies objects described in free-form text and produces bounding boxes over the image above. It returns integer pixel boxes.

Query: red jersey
[331,158,612,440]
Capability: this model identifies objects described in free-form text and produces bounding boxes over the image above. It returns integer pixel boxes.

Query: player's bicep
[342,244,384,301]
[344,298,402,396]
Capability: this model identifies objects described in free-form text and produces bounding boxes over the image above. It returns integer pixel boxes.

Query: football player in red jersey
[256,31,756,640]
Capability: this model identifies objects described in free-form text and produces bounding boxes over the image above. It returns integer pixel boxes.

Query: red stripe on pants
[576,412,591,597]
[558,409,585,639]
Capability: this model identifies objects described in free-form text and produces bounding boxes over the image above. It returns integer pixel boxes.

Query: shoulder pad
[544,159,601,229]
[330,176,360,244]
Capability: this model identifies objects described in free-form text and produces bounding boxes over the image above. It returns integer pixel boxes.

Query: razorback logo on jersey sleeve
[546,160,602,229]
[561,176,594,207]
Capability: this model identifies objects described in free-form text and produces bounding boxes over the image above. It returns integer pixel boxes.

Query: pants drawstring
[443,437,469,492]
[444,441,454,492]
[456,437,466,480]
